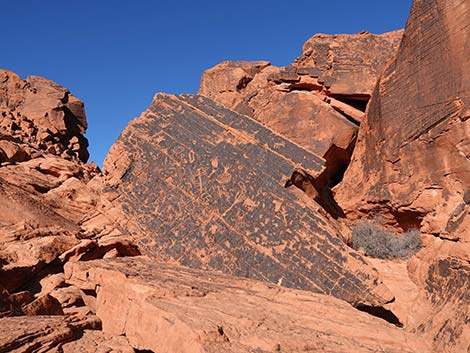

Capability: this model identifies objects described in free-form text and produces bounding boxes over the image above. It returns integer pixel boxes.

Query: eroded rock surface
[103,93,392,307]
[65,257,430,353]
[0,70,140,322]
[337,1,470,351]
[61,330,135,353]
[294,30,403,98]
[0,315,101,352]
[337,0,470,237]
[0,316,76,352]
[0,69,89,162]
[408,239,470,353]
[199,31,402,204]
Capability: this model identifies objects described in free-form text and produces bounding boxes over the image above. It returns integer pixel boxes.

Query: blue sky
[2,1,412,167]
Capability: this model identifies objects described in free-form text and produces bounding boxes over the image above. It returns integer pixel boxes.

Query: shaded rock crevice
[356,304,403,328]
[284,137,358,221]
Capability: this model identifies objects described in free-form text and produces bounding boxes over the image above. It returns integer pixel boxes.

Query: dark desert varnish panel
[104,93,391,307]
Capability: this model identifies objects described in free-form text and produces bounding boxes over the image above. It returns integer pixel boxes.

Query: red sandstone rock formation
[198,31,402,212]
[2,2,469,351]
[0,70,89,162]
[64,257,430,353]
[103,93,392,307]
[0,70,143,350]
[337,4,470,239]
[336,0,470,351]
[294,30,404,99]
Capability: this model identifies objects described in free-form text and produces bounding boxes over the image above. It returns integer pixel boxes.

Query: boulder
[65,257,430,353]
[198,60,271,109]
[22,294,64,316]
[103,93,392,307]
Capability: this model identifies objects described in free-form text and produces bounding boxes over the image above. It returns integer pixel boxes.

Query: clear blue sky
[2,1,412,167]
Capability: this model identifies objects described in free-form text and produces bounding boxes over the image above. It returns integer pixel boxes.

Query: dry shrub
[351,222,422,259]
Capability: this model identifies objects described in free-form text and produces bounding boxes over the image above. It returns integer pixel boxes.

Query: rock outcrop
[65,257,430,353]
[294,30,404,99]
[336,0,470,351]
[0,70,144,350]
[337,1,470,237]
[198,31,402,208]
[3,2,469,352]
[0,316,79,352]
[103,93,392,307]
[0,70,89,162]
[199,30,403,116]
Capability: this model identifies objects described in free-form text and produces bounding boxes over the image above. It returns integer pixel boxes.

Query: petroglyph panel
[104,94,392,306]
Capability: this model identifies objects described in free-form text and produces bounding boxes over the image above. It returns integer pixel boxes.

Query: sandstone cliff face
[337,1,470,238]
[336,0,470,351]
[294,30,404,99]
[103,93,392,307]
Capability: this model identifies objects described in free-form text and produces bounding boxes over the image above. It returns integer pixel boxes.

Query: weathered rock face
[0,316,77,352]
[1,315,124,352]
[336,1,470,351]
[294,30,404,99]
[199,31,402,202]
[413,242,470,352]
[199,61,360,166]
[337,0,470,238]
[61,330,135,353]
[103,93,392,307]
[0,69,89,162]
[198,60,271,110]
[199,31,403,115]
[0,155,104,294]
[65,257,431,353]
[0,70,142,322]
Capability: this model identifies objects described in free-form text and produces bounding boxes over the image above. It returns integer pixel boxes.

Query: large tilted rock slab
[103,93,392,306]
[65,257,430,353]
[337,0,470,351]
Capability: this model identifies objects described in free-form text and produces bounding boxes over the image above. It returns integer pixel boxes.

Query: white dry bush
[351,222,422,259]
